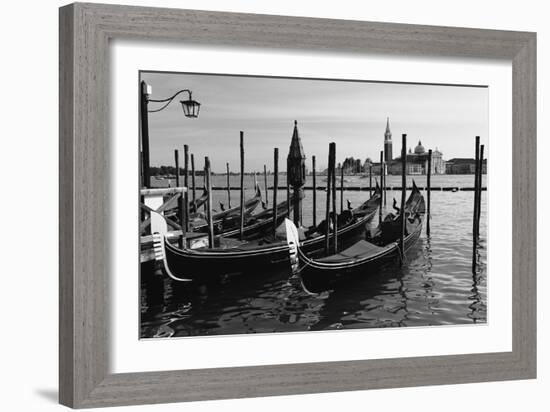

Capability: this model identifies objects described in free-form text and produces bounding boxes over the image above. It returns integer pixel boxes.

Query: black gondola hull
[298,223,423,293]
[164,240,292,279]
[160,200,379,282]
[294,183,424,293]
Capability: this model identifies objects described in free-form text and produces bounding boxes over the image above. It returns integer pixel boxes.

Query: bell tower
[384,117,393,162]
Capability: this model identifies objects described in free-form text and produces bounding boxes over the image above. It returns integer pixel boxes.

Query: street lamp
[140,80,201,187]
[180,94,201,118]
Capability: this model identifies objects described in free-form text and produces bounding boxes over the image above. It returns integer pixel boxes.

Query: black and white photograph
[139,71,487,339]
[2,0,543,410]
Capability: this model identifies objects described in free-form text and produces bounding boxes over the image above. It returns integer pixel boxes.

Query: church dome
[414,140,425,154]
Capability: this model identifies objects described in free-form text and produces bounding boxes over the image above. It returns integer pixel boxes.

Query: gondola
[152,187,381,282]
[189,185,262,232]
[286,181,425,293]
[163,188,209,217]
[209,193,294,241]
[351,182,381,217]
[212,185,263,221]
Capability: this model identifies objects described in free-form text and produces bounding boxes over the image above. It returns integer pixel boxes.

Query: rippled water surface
[141,174,486,338]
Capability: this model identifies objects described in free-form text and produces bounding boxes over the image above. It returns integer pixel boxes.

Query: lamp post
[139,80,201,188]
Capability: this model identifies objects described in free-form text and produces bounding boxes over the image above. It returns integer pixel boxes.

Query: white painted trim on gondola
[152,233,192,282]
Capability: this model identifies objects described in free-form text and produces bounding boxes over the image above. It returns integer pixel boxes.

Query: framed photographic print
[59,3,536,408]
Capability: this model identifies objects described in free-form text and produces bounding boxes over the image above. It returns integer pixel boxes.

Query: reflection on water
[141,175,486,338]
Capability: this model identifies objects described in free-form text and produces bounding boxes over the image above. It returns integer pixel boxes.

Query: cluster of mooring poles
[146,113,454,271]
[173,146,204,247]
[173,149,184,248]
[168,130,255,249]
[172,145,198,248]
[174,121,309,248]
[472,135,485,272]
[301,132,424,264]
[149,130,478,257]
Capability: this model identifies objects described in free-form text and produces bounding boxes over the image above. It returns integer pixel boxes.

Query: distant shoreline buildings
[358,118,486,176]
[151,118,487,178]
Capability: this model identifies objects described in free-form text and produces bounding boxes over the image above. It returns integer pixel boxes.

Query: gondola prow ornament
[287,120,307,226]
[285,218,301,275]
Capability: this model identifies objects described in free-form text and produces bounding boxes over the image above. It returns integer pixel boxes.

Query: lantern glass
[180,99,201,118]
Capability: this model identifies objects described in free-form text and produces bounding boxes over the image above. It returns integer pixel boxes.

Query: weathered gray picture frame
[59,2,536,408]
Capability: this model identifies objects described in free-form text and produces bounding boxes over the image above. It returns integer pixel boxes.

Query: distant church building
[380,119,445,175]
[366,119,447,175]
[384,117,393,163]
[388,141,446,175]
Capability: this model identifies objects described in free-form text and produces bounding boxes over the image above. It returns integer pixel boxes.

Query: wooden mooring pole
[312,155,317,227]
[378,177,382,225]
[273,148,279,235]
[340,166,344,213]
[174,149,180,187]
[472,136,480,272]
[205,156,214,248]
[226,162,231,209]
[324,144,333,255]
[140,152,146,221]
[239,131,245,240]
[203,158,207,213]
[190,153,196,212]
[183,145,189,233]
[174,149,184,248]
[263,165,269,206]
[369,164,372,196]
[427,149,432,236]
[383,161,387,206]
[380,150,386,208]
[331,144,338,253]
[476,145,485,231]
[399,134,407,263]
[286,168,291,220]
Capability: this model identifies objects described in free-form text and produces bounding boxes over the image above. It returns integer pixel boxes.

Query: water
[141,174,486,338]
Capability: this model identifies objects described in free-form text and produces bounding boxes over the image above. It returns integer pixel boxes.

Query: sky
[140,71,488,173]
